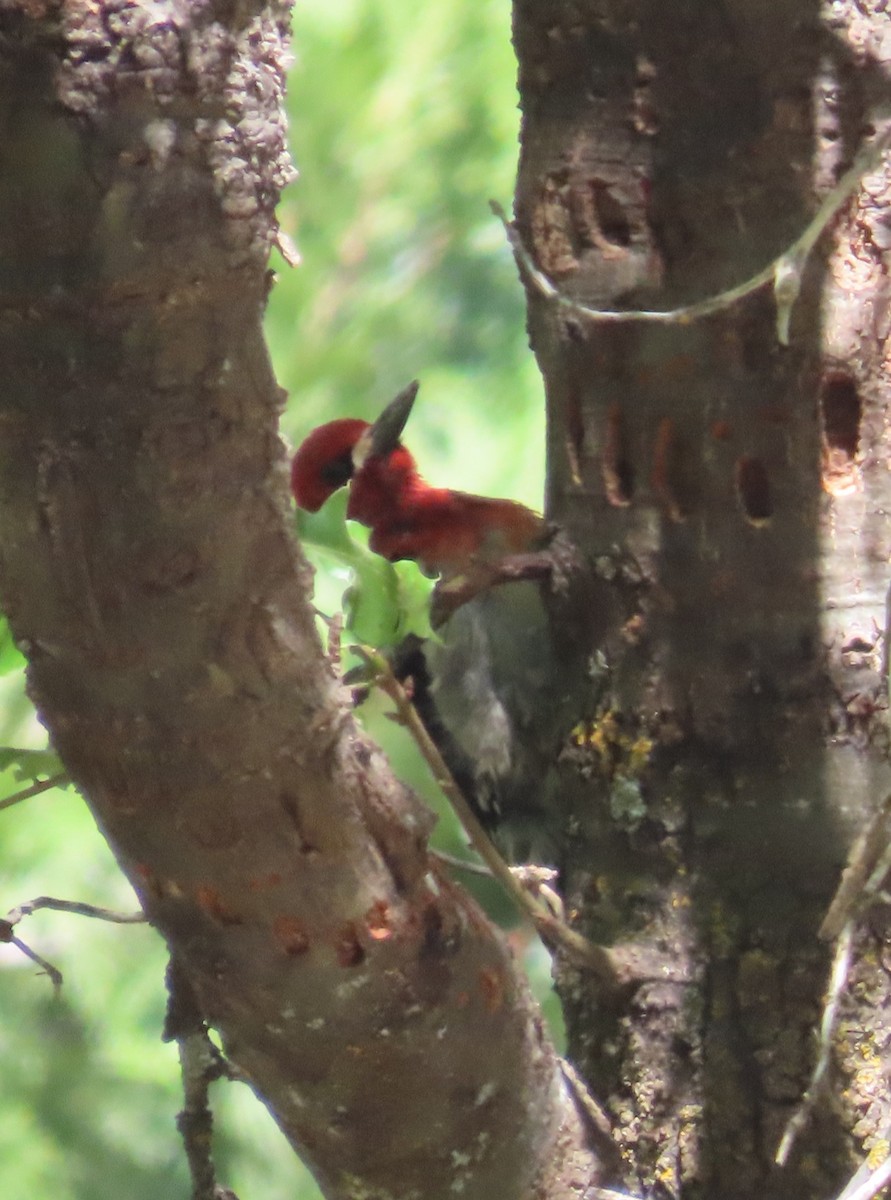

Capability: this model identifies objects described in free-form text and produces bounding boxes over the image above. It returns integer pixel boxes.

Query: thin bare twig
[778,794,891,1165]
[430,848,493,877]
[7,935,63,991]
[0,771,69,812]
[560,1056,613,1139]
[820,794,891,940]
[0,895,146,992]
[5,896,145,926]
[166,958,241,1200]
[775,921,855,1165]
[834,1123,891,1200]
[835,1152,891,1200]
[355,645,622,985]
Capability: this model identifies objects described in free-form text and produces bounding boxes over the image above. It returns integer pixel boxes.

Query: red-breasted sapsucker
[292,383,589,862]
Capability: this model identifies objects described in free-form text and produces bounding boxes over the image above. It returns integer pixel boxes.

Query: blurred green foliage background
[0,2,550,1197]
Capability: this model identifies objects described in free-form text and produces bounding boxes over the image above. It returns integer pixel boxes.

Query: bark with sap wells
[510,1,891,1197]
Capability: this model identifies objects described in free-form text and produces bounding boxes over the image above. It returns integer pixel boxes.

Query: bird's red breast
[366,488,546,578]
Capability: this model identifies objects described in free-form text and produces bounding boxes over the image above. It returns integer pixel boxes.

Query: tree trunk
[0,4,609,1199]
[512,1,891,1197]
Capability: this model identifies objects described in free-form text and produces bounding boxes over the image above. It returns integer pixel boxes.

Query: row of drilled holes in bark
[571,373,862,524]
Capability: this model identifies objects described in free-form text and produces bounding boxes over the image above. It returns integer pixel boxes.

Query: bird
[291,383,591,863]
[291,381,549,586]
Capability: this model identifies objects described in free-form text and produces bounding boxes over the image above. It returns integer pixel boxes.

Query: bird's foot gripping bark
[430,526,579,626]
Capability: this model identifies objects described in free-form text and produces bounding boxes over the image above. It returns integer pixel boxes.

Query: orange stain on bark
[248,872,283,891]
[272,914,310,957]
[195,885,243,926]
[479,967,505,1014]
[365,900,393,941]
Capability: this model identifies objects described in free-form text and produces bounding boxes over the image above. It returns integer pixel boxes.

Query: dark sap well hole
[591,181,632,247]
[603,402,633,505]
[736,456,773,523]
[613,456,635,503]
[821,374,861,461]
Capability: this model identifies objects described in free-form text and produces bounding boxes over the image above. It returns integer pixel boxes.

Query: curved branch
[0,4,615,1198]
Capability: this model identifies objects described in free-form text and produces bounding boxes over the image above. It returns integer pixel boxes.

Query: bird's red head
[291,382,420,514]
[290,418,369,512]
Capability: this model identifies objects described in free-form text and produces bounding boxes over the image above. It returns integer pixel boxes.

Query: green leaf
[295,493,435,647]
[0,616,25,677]
[0,746,67,784]
[295,488,356,556]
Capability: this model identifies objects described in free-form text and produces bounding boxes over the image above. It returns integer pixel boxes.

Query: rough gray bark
[511,1,891,1198]
[0,4,611,1199]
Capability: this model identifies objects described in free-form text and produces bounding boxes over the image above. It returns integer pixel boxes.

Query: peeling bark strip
[0,5,611,1198]
[513,1,891,1198]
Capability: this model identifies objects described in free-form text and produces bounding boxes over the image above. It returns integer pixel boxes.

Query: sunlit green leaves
[0,616,25,677]
[0,747,66,785]
[295,489,434,646]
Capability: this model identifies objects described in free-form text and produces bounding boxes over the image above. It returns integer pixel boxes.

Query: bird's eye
[321,451,354,488]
